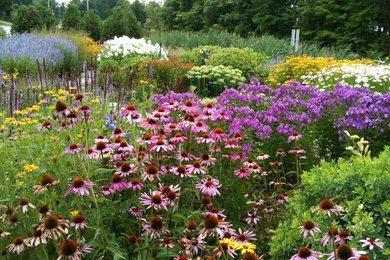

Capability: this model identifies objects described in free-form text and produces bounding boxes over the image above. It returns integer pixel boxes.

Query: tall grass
[148,30,358,59]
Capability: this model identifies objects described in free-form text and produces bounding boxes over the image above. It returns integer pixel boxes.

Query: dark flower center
[205,181,213,187]
[177,165,186,173]
[185,100,193,107]
[156,139,164,145]
[114,137,122,143]
[150,217,163,230]
[131,179,140,185]
[221,242,229,250]
[102,185,110,191]
[303,220,315,230]
[202,153,210,160]
[204,215,218,229]
[210,207,219,213]
[186,221,198,230]
[13,237,24,245]
[163,237,171,244]
[202,133,209,138]
[169,124,176,129]
[128,235,137,244]
[80,105,90,111]
[224,232,232,238]
[158,107,165,112]
[5,208,13,215]
[175,132,182,138]
[215,128,223,134]
[148,118,156,124]
[127,104,136,110]
[44,215,59,229]
[152,195,162,204]
[75,94,84,100]
[55,101,67,112]
[368,239,375,244]
[42,121,51,127]
[96,141,106,150]
[60,239,78,256]
[337,244,353,259]
[73,178,84,188]
[167,191,176,200]
[33,229,42,237]
[320,199,335,210]
[339,230,349,238]
[154,113,161,118]
[298,247,312,258]
[201,196,211,205]
[112,174,122,183]
[73,215,85,224]
[193,161,201,168]
[146,165,158,175]
[120,141,128,148]
[19,199,29,206]
[120,163,131,172]
[328,228,339,236]
[41,175,54,186]
[243,252,259,260]
[238,234,247,241]
[161,186,171,194]
[10,215,18,223]
[113,127,122,134]
[69,143,78,150]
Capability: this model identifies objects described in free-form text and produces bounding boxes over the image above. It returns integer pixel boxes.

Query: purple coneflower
[94,134,109,143]
[234,167,251,179]
[121,104,139,117]
[186,161,206,174]
[100,185,113,195]
[65,143,84,154]
[71,215,88,230]
[37,121,56,131]
[200,215,227,235]
[177,150,195,161]
[288,131,302,143]
[0,228,11,238]
[205,207,226,218]
[257,152,270,161]
[328,244,366,260]
[65,178,94,197]
[180,100,198,113]
[7,236,28,254]
[116,162,135,177]
[33,174,60,194]
[141,118,159,130]
[25,227,47,247]
[128,178,143,191]
[234,228,257,244]
[171,165,192,178]
[196,178,221,196]
[185,234,206,255]
[300,221,321,239]
[17,198,35,213]
[116,141,135,153]
[359,238,384,251]
[210,127,228,141]
[38,205,52,221]
[55,101,72,116]
[336,230,353,244]
[78,105,94,114]
[196,133,215,144]
[199,152,216,166]
[290,247,321,260]
[93,141,113,154]
[110,127,127,138]
[321,228,338,247]
[246,211,260,225]
[142,164,161,182]
[160,237,175,248]
[150,138,172,152]
[57,239,88,260]
[140,190,168,211]
[192,121,209,133]
[129,206,143,217]
[313,199,344,217]
[142,217,169,238]
[170,132,187,144]
[110,174,129,192]
[38,215,68,240]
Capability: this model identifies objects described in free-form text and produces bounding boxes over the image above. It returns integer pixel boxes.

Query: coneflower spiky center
[203,215,218,229]
[150,217,163,230]
[337,244,353,259]
[320,199,335,210]
[13,237,24,245]
[303,220,315,230]
[40,175,54,186]
[72,178,84,188]
[298,247,311,258]
[44,215,59,229]
[112,174,122,183]
[60,239,78,256]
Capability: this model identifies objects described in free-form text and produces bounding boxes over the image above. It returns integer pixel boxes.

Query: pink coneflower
[142,217,169,238]
[0,229,11,238]
[140,190,168,211]
[127,113,142,124]
[257,152,270,161]
[160,237,175,248]
[55,101,72,116]
[178,114,197,129]
[328,244,366,260]
[321,228,338,246]
[186,161,206,174]
[94,134,109,143]
[67,111,83,123]
[142,164,161,182]
[210,127,228,141]
[288,131,302,143]
[171,165,192,178]
[269,180,285,186]
[164,124,178,134]
[93,141,113,154]
[246,211,260,225]
[116,141,135,153]
[200,215,227,235]
[163,100,179,110]
[17,198,35,213]
[65,143,84,154]
[234,167,251,179]
[200,195,213,208]
[270,161,282,167]
[299,221,321,239]
[180,100,198,113]
[78,105,94,114]
[37,121,56,131]
[225,139,239,149]
[177,150,194,161]
[150,138,172,152]
[25,227,47,247]
[192,121,209,133]
[58,120,74,132]
[277,193,289,205]
[128,178,143,191]
[85,148,98,159]
[205,207,226,218]
[290,247,321,260]
[137,132,155,145]
[213,110,230,121]
[57,239,83,260]
[110,174,129,192]
[65,178,94,197]
[215,239,237,258]
[71,215,88,230]
[7,237,28,254]
[121,104,139,117]
[170,132,187,144]
[335,230,353,244]
[199,153,216,166]
[313,199,344,217]
[100,185,113,195]
[185,234,206,255]
[196,178,221,196]
[359,238,384,250]
[196,133,215,144]
[110,127,127,138]
[252,199,265,206]
[0,207,14,222]
[115,162,135,177]
[184,220,198,233]
[38,205,52,221]
[276,148,285,157]
[129,206,143,217]
[141,118,159,130]
[38,215,68,240]
[33,174,60,194]
[289,146,306,154]
[234,228,256,244]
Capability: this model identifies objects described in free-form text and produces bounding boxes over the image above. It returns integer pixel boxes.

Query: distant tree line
[2,0,390,56]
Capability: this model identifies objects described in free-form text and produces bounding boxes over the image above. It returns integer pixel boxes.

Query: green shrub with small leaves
[269,146,390,259]
[180,45,222,66]
[186,65,245,97]
[205,47,269,80]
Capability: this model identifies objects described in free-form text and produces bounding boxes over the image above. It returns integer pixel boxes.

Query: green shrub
[186,65,245,97]
[62,4,81,30]
[269,147,390,259]
[11,5,57,33]
[206,47,268,80]
[0,27,6,39]
[180,45,222,65]
[80,10,102,41]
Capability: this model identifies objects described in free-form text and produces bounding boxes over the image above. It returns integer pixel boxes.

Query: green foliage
[11,4,56,33]
[269,147,390,259]
[80,10,101,41]
[101,2,143,41]
[186,65,245,97]
[180,45,222,65]
[206,47,269,80]
[62,3,81,30]
[0,27,6,39]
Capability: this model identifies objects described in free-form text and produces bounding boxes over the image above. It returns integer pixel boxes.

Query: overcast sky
[57,0,163,4]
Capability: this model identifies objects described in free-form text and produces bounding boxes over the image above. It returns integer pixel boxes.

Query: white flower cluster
[301,63,390,92]
[98,36,168,60]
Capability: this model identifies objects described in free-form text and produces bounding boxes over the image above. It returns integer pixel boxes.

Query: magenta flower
[196,133,215,144]
[335,230,353,245]
[160,237,175,249]
[328,244,366,260]
[170,165,192,178]
[115,162,135,177]
[169,133,187,144]
[256,152,270,161]
[245,211,260,225]
[94,134,109,143]
[234,167,251,179]
[128,178,143,191]
[141,164,161,182]
[140,190,168,211]
[177,151,195,161]
[129,206,143,217]
[196,178,221,196]
[71,215,88,230]
[116,141,135,153]
[234,228,256,244]
[121,104,139,117]
[186,161,206,174]
[199,153,216,166]
[100,185,113,195]
[141,118,159,130]
[359,238,384,251]
[110,174,129,192]
[313,199,344,217]
[299,221,321,239]
[7,237,28,255]
[210,127,228,141]
[185,234,206,255]
[290,247,321,260]
[37,121,56,131]
[110,127,127,138]
[65,178,94,196]
[150,138,172,152]
[142,217,169,239]
[321,228,338,247]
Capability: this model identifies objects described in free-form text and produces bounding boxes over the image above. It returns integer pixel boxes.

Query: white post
[87,0,89,11]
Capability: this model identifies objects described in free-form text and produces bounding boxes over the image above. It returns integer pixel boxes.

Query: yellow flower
[2,75,8,80]
[18,181,24,187]
[0,145,2,149]
[71,210,79,217]
[235,242,256,254]
[0,113,3,117]
[17,171,26,177]
[50,136,58,141]
[92,99,100,104]
[140,79,148,84]
[1,125,5,130]
[39,100,47,104]
[77,134,83,138]
[24,164,38,172]
[69,87,76,91]
[104,153,113,158]
[219,238,238,249]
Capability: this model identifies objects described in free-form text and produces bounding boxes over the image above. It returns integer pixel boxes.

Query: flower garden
[1,33,390,260]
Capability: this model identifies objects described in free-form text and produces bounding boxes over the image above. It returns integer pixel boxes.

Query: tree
[101,2,143,40]
[0,0,14,21]
[12,5,43,33]
[35,4,57,29]
[131,0,147,25]
[81,10,101,40]
[62,3,81,30]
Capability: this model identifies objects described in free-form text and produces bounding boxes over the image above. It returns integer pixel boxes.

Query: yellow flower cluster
[84,37,103,56]
[24,163,38,172]
[4,117,38,126]
[219,238,257,254]
[14,105,41,116]
[267,55,376,87]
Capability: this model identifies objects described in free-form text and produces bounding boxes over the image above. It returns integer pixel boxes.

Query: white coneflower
[7,236,28,254]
